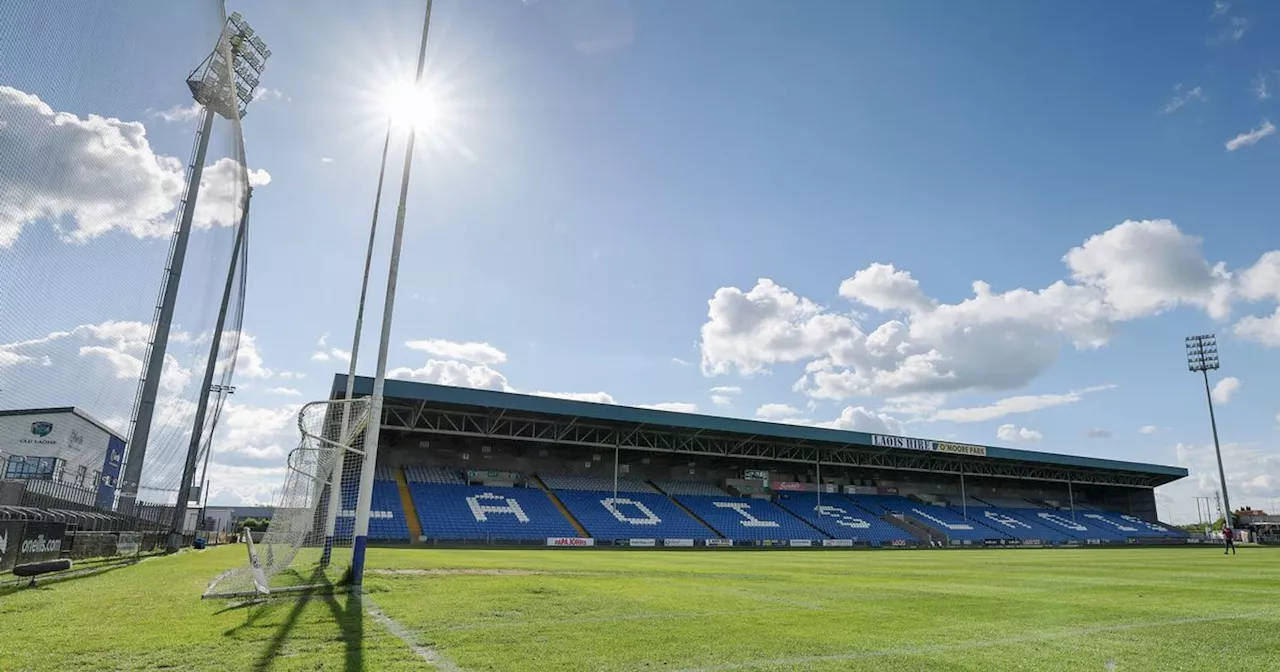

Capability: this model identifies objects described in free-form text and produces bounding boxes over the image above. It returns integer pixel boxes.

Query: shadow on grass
[216,566,363,672]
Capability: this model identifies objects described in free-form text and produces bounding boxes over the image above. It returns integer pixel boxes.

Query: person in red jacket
[1223,525,1236,555]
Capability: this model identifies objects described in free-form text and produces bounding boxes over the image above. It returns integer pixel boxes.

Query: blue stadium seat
[891,501,1010,541]
[676,495,826,541]
[333,479,410,542]
[1008,509,1130,541]
[554,490,711,540]
[411,483,579,540]
[774,493,916,545]
[957,506,1079,543]
[1078,511,1187,538]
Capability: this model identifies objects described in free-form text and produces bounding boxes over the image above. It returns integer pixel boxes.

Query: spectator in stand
[1222,525,1236,555]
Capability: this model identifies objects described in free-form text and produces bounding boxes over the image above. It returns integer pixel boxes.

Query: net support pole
[119,107,216,511]
[322,123,393,568]
[351,0,434,590]
[960,468,967,521]
[1068,479,1075,523]
[169,187,251,552]
[815,458,821,509]
[612,441,619,501]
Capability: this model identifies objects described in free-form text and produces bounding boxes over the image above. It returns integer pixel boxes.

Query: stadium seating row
[338,467,1184,545]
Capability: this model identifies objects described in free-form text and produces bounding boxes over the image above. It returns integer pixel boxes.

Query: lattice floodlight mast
[117,10,268,516]
[188,12,271,121]
[1186,333,1233,526]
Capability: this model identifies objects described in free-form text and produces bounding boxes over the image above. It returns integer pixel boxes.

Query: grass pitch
[1,545,1277,671]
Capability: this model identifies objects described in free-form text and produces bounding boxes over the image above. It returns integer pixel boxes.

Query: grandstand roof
[333,375,1188,487]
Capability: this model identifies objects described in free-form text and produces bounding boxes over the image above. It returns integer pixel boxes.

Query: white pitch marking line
[675,609,1280,672]
[364,595,463,672]
[444,606,798,632]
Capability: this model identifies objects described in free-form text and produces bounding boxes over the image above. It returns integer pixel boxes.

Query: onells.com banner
[0,521,68,571]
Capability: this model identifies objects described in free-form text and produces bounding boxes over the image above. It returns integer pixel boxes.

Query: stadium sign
[821,539,854,547]
[871,434,990,458]
[871,434,935,451]
[789,539,813,548]
[546,537,594,547]
[15,521,66,566]
[743,469,769,481]
[935,442,987,457]
[663,539,694,547]
[628,538,656,548]
[706,539,733,547]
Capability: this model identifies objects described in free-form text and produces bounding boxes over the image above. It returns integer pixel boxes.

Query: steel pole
[168,185,250,551]
[350,0,434,590]
[321,122,393,567]
[1202,370,1233,526]
[120,108,215,512]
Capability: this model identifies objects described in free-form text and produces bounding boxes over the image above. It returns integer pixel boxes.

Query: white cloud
[838,263,935,313]
[252,87,287,103]
[703,220,1246,401]
[1235,309,1280,346]
[311,333,352,364]
[277,370,306,380]
[320,157,333,164]
[153,102,203,123]
[1084,428,1112,439]
[932,384,1115,423]
[405,339,507,365]
[190,157,271,231]
[1140,425,1160,435]
[231,332,273,379]
[1225,121,1275,151]
[756,403,802,420]
[700,278,859,377]
[1211,0,1230,19]
[638,402,698,413]
[1238,251,1280,303]
[1063,220,1232,321]
[533,391,617,404]
[389,359,511,391]
[671,357,692,366]
[0,86,184,247]
[1163,441,1280,516]
[0,87,268,247]
[1211,376,1241,404]
[1159,84,1206,115]
[997,424,1043,442]
[822,406,904,435]
[266,387,302,396]
[709,385,741,408]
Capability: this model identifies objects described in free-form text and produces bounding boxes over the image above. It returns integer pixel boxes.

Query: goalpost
[203,397,370,599]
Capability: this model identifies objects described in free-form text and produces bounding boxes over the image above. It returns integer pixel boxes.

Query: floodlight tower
[1186,334,1233,527]
[119,12,270,516]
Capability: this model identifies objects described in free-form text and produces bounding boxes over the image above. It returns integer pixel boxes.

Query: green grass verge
[1,545,1277,671]
[0,546,429,671]
[366,546,1280,671]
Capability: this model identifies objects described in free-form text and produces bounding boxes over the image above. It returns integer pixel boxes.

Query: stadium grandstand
[329,374,1189,549]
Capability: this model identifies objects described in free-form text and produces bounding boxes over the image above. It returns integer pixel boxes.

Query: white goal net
[204,398,370,599]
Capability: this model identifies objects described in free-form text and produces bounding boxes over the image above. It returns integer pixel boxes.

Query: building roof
[0,407,126,441]
[332,375,1188,483]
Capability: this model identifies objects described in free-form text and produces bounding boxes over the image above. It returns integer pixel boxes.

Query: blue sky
[2,0,1279,520]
